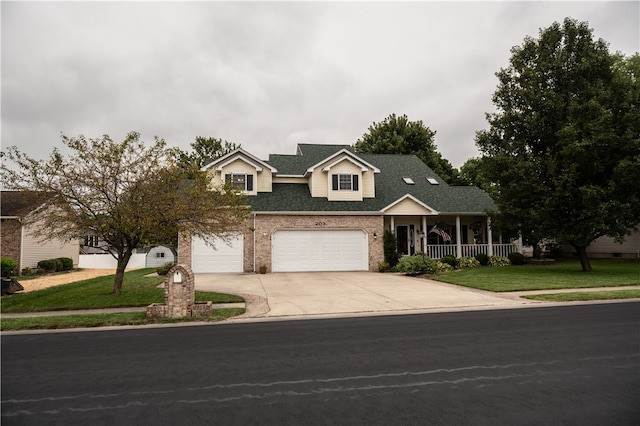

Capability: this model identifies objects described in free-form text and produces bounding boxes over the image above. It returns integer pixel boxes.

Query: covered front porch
[384,214,521,260]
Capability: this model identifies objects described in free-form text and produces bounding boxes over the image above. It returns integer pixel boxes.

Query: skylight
[427,177,439,185]
[403,177,415,185]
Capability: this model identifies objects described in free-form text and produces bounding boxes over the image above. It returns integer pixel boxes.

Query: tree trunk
[112,252,133,294]
[573,245,593,272]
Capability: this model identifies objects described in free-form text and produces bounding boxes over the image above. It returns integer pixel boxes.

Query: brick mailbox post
[146,264,212,319]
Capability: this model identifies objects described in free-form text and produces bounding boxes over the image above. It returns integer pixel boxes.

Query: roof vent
[402,177,415,185]
[427,177,439,185]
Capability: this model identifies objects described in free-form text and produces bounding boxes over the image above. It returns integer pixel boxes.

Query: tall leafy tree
[1,132,250,294]
[353,113,460,183]
[175,136,241,170]
[476,18,640,271]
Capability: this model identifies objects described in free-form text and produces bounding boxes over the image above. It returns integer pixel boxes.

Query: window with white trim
[225,173,254,191]
[332,173,359,191]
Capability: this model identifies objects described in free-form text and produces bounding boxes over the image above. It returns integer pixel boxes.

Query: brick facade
[178,214,384,273]
[1,219,22,267]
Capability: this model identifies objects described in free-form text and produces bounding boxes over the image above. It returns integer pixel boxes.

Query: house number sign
[315,221,327,227]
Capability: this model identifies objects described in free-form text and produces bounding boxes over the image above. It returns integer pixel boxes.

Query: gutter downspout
[253,213,256,273]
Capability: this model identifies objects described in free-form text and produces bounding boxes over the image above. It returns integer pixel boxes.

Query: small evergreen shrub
[397,255,437,276]
[56,257,74,271]
[37,259,59,272]
[21,267,33,276]
[489,256,511,267]
[440,255,458,268]
[458,257,481,268]
[383,230,400,268]
[156,261,176,276]
[1,257,18,277]
[475,253,489,266]
[508,252,526,265]
[377,261,390,273]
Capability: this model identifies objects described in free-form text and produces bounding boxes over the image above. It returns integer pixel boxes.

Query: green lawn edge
[0,308,245,331]
[522,289,640,302]
[431,259,640,292]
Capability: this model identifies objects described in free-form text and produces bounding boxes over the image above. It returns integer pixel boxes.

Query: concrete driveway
[195,272,531,319]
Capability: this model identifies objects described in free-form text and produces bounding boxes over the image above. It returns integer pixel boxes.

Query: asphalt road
[2,303,639,426]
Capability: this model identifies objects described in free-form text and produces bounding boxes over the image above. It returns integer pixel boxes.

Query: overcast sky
[2,1,638,168]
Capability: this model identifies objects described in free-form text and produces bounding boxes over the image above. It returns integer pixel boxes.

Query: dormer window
[332,173,359,191]
[225,173,254,191]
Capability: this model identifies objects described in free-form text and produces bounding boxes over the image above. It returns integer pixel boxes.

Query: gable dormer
[201,149,277,195]
[304,149,380,201]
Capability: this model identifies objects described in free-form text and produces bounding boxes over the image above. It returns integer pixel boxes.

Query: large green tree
[175,136,241,170]
[476,18,640,271]
[353,113,460,183]
[1,132,250,293]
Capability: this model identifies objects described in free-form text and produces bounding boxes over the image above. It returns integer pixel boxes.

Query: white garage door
[272,229,368,272]
[192,234,243,273]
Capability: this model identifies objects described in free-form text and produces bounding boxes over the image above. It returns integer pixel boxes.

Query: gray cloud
[2,1,638,169]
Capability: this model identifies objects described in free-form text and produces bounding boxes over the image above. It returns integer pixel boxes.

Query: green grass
[0,268,244,313]
[433,259,640,292]
[522,290,640,302]
[0,309,245,331]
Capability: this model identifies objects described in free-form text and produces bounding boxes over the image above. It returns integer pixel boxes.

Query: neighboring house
[0,191,79,272]
[559,229,640,259]
[178,144,519,273]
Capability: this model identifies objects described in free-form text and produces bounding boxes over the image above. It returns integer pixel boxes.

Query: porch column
[455,215,462,258]
[422,216,427,253]
[389,216,395,233]
[487,216,493,256]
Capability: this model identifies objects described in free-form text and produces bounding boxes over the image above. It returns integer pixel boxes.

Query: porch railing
[424,243,521,260]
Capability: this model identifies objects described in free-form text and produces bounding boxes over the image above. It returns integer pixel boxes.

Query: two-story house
[178,144,520,273]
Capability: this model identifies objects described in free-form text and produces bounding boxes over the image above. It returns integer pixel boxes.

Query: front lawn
[432,259,640,292]
[0,268,244,313]
[522,289,640,302]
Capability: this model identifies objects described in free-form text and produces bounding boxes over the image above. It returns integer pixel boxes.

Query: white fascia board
[200,148,278,173]
[380,194,440,214]
[321,155,368,172]
[305,149,381,175]
[252,211,382,216]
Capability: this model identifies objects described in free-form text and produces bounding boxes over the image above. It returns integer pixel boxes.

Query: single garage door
[272,229,368,272]
[191,234,243,273]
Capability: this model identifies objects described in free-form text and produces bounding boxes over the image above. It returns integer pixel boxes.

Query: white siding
[20,224,80,270]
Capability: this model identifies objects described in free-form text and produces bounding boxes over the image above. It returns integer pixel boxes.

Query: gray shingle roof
[250,144,496,215]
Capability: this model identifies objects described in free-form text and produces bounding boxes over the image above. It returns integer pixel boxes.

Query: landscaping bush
[440,255,458,268]
[37,259,59,272]
[377,261,390,273]
[1,257,18,277]
[475,253,489,266]
[56,257,74,271]
[21,267,33,277]
[508,252,526,265]
[396,255,437,276]
[458,257,481,268]
[435,261,453,273]
[489,256,511,267]
[383,230,400,268]
[156,261,176,276]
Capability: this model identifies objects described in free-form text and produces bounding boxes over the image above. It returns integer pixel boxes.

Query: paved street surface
[2,303,639,425]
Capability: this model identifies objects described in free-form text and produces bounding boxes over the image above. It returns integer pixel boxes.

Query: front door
[396,225,415,256]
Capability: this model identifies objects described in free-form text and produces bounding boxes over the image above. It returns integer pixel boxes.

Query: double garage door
[272,229,368,272]
[191,230,369,273]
